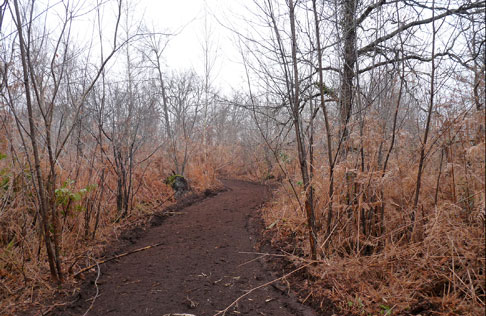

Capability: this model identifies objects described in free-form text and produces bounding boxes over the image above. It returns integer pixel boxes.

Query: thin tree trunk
[379,0,406,236]
[312,0,335,244]
[434,147,445,206]
[92,170,105,240]
[289,0,317,260]
[412,0,437,233]
[12,0,60,283]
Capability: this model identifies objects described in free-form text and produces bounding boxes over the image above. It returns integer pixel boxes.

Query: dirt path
[52,180,316,316]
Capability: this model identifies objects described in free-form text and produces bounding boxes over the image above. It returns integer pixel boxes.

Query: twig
[213,262,312,316]
[32,299,77,316]
[73,242,163,277]
[154,192,176,209]
[238,250,322,266]
[238,251,287,257]
[33,305,55,316]
[302,290,313,304]
[237,254,268,267]
[81,259,101,316]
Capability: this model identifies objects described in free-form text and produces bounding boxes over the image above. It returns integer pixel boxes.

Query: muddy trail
[48,180,318,316]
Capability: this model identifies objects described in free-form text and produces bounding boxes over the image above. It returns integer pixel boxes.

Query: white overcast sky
[3,0,468,96]
[137,0,250,93]
[0,0,257,93]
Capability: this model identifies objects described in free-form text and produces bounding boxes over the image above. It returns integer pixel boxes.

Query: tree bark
[12,0,61,283]
[339,0,357,152]
[289,0,317,260]
[312,0,335,246]
[412,0,437,234]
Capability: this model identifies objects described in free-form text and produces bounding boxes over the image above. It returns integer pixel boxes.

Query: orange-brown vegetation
[1,2,485,315]
[0,102,483,316]
[0,141,224,314]
[260,108,485,315]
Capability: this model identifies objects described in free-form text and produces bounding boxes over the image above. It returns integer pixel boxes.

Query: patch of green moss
[165,174,184,187]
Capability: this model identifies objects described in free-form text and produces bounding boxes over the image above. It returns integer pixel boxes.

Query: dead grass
[0,143,223,315]
[261,109,485,315]
[0,103,483,316]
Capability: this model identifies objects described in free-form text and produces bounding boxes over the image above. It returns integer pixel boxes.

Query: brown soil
[45,179,319,316]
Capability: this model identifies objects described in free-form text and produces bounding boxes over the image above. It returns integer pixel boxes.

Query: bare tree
[4,0,123,282]
[140,32,203,177]
[412,0,438,233]
[289,0,318,259]
[237,0,319,259]
[165,71,203,175]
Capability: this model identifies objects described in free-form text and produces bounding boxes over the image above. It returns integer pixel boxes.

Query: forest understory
[0,0,485,315]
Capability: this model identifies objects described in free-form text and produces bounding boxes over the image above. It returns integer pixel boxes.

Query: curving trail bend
[51,180,316,316]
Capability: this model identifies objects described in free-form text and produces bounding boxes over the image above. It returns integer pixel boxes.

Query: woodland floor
[37,179,323,316]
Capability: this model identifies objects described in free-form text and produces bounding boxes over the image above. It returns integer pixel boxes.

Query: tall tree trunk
[312,0,335,246]
[339,0,357,156]
[12,0,61,283]
[380,1,406,235]
[412,0,437,234]
[289,0,317,260]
